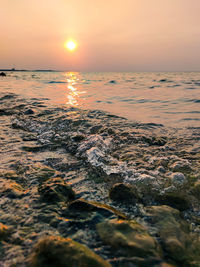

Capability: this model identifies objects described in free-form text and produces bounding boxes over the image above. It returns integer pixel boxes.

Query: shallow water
[1,71,200,127]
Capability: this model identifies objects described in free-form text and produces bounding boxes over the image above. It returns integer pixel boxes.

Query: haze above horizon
[1,0,200,72]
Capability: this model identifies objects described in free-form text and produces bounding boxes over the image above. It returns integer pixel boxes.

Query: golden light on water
[64,39,77,51]
[65,72,85,106]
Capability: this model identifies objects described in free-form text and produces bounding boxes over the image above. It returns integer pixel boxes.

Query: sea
[1,71,200,128]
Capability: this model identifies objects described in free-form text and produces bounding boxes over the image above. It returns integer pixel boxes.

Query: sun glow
[65,40,77,51]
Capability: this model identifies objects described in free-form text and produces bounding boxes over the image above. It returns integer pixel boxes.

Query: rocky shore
[0,92,199,266]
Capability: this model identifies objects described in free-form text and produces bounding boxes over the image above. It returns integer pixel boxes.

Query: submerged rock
[38,177,75,203]
[155,192,190,211]
[192,180,200,200]
[28,235,111,267]
[67,199,126,219]
[145,205,200,264]
[109,183,140,203]
[97,219,162,258]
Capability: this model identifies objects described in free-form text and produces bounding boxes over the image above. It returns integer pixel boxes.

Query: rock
[145,205,199,264]
[170,172,187,187]
[142,136,167,146]
[67,199,126,219]
[38,177,75,203]
[1,181,26,198]
[125,174,163,198]
[24,109,35,115]
[97,219,162,258]
[191,180,200,200]
[28,235,111,267]
[170,160,192,173]
[109,183,140,203]
[155,192,190,211]
[157,166,166,173]
[0,223,11,240]
[0,72,6,77]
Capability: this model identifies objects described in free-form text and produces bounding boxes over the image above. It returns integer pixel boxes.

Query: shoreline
[0,92,200,266]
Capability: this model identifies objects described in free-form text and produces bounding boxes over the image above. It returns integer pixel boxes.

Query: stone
[145,205,199,264]
[24,109,35,115]
[28,235,111,267]
[155,192,191,211]
[38,177,75,203]
[0,72,6,77]
[97,219,162,258]
[170,172,187,187]
[170,160,192,173]
[191,180,200,200]
[0,223,11,240]
[109,183,140,203]
[67,199,126,219]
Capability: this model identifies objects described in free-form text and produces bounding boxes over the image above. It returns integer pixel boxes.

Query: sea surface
[1,71,200,127]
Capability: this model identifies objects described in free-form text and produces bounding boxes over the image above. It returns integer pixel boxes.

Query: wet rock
[142,136,167,146]
[24,109,35,115]
[67,199,126,219]
[155,192,190,211]
[125,173,164,198]
[157,166,166,173]
[28,235,111,267]
[1,181,26,198]
[191,180,200,200]
[90,125,103,134]
[0,223,11,240]
[0,72,6,77]
[97,219,162,258]
[145,205,199,264]
[170,172,187,188]
[38,177,75,203]
[170,160,192,173]
[109,183,140,203]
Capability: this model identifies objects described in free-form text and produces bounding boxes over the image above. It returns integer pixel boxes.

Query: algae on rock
[97,219,162,259]
[28,235,111,267]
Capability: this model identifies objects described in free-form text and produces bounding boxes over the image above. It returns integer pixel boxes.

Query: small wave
[108,80,117,84]
[96,100,113,104]
[185,111,200,114]
[48,81,67,84]
[159,79,173,83]
[184,99,200,103]
[182,118,200,121]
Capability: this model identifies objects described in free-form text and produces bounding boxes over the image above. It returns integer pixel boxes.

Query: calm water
[1,71,200,127]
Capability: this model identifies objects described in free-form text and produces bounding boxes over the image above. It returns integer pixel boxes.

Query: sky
[0,0,200,71]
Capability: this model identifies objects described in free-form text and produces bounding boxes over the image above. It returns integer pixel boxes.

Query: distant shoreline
[0,68,59,72]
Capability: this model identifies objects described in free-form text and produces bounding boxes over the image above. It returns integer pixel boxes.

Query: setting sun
[65,40,77,51]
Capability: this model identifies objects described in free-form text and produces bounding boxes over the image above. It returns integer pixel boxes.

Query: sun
[65,39,77,51]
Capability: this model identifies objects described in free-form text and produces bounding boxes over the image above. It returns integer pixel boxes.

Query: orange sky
[1,0,200,71]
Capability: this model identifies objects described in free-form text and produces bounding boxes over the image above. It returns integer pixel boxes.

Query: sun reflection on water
[65,72,85,106]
